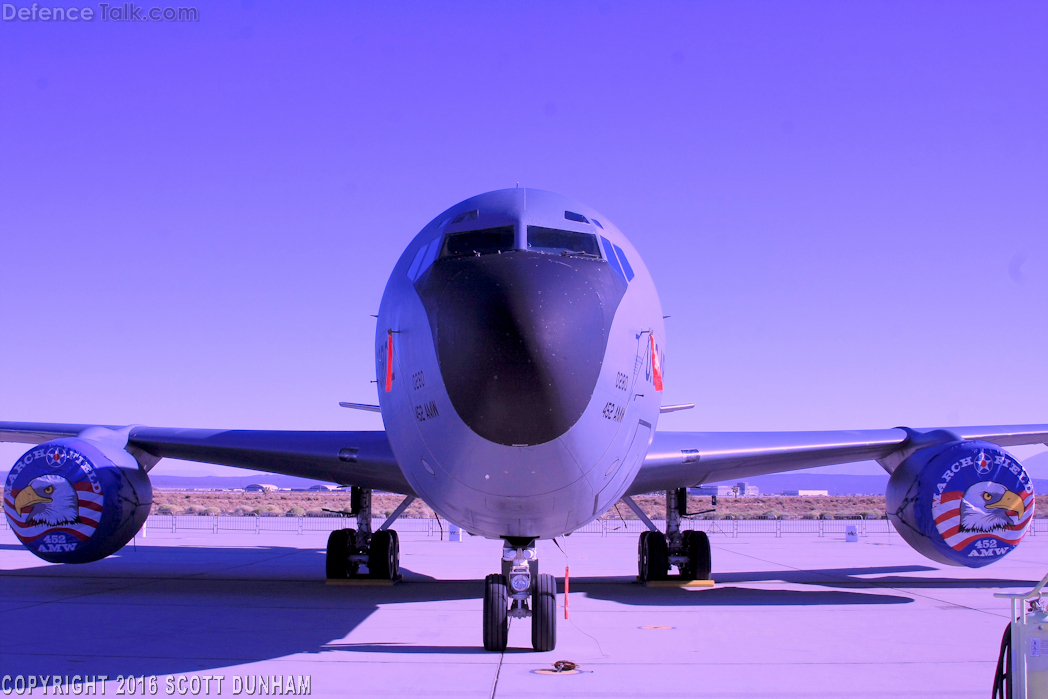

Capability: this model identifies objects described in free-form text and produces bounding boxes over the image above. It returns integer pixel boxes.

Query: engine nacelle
[3,438,152,563]
[887,439,1034,568]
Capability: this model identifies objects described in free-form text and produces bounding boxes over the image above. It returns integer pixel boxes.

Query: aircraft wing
[0,422,414,495]
[627,424,1048,495]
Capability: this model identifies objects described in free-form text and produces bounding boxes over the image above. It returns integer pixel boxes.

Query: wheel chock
[326,575,402,586]
[640,577,715,588]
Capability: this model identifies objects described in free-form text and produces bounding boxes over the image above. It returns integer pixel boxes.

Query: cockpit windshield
[526,226,601,257]
[440,226,516,258]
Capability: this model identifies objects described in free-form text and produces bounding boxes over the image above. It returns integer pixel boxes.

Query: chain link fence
[138,515,442,536]
[2,514,1045,538]
[119,514,1047,538]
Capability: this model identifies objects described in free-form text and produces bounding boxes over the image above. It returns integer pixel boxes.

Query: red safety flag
[649,333,663,392]
[385,330,394,392]
[564,566,569,619]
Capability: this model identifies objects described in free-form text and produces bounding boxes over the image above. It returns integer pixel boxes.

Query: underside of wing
[0,421,413,495]
[629,424,1048,495]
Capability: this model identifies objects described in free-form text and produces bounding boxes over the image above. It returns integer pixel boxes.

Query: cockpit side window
[602,236,626,280]
[526,226,600,257]
[440,226,516,258]
[613,243,635,281]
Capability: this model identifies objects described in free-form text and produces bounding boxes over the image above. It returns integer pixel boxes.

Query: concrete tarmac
[1,524,1045,698]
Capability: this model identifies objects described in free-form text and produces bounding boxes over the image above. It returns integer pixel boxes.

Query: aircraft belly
[426,476,596,539]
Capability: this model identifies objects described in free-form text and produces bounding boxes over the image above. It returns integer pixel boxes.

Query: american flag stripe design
[4,484,104,544]
[932,489,1035,550]
[12,526,91,543]
[5,514,99,530]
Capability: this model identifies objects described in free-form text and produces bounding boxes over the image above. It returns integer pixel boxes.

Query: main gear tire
[325,528,354,579]
[681,530,711,580]
[638,531,649,579]
[639,531,669,581]
[387,529,400,578]
[369,530,398,580]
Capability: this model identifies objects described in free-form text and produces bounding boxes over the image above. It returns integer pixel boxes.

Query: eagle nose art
[415,247,625,447]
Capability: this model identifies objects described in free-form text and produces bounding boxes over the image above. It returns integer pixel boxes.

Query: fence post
[818,519,824,537]
[213,516,218,534]
[732,518,738,539]
[298,517,303,535]
[775,518,781,538]
[255,516,260,535]
[172,516,176,534]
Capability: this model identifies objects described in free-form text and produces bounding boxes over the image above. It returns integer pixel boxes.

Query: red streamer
[385,330,394,392]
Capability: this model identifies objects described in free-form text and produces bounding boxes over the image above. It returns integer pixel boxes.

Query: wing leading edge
[629,424,1048,495]
[0,422,413,496]
[5,421,1045,500]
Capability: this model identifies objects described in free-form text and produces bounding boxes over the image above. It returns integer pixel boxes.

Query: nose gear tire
[484,574,509,652]
[531,573,557,652]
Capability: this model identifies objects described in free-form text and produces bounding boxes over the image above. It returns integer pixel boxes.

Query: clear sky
[1,1,1045,479]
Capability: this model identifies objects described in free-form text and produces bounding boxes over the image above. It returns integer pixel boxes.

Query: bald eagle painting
[12,474,81,527]
[958,481,1026,533]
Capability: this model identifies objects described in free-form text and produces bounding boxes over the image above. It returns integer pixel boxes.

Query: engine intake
[886,439,1034,568]
[3,438,152,563]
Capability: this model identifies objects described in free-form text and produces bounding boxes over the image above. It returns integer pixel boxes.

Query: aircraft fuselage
[376,189,665,539]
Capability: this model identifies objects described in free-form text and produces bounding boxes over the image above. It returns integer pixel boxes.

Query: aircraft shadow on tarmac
[712,564,1044,589]
[319,642,534,655]
[572,564,1042,607]
[564,579,908,606]
[0,543,486,677]
[2,547,1042,673]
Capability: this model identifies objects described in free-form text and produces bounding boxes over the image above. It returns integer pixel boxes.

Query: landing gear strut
[483,538,557,652]
[325,487,412,581]
[629,489,711,582]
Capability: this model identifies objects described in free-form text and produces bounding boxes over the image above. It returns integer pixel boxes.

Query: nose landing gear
[483,539,557,652]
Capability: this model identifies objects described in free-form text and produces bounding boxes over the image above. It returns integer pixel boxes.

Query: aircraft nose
[416,251,624,446]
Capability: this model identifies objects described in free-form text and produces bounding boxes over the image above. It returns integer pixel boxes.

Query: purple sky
[1,2,1045,478]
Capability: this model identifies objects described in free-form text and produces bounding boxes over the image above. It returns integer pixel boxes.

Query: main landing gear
[325,487,415,581]
[631,488,711,582]
[483,538,557,652]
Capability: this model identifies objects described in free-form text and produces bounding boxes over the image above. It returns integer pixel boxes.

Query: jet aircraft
[2,188,1045,652]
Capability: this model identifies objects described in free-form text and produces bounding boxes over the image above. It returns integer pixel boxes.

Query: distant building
[244,484,278,492]
[736,482,759,497]
[691,481,759,497]
[783,489,829,497]
[308,484,338,492]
